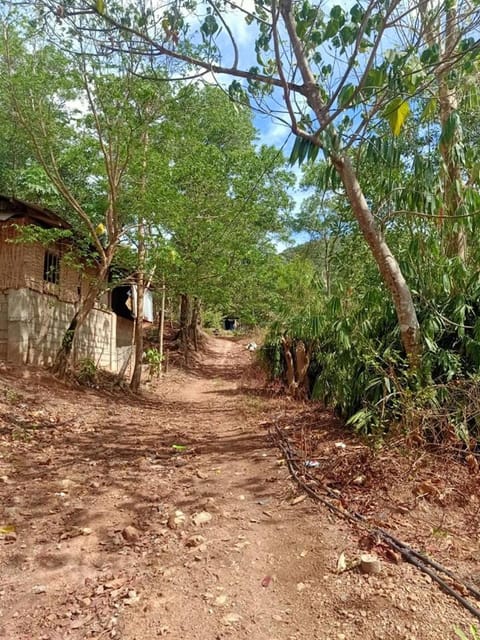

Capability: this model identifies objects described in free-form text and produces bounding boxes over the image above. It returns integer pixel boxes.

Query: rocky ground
[0,337,479,640]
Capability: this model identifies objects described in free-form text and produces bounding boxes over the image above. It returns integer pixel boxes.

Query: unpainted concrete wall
[0,288,132,373]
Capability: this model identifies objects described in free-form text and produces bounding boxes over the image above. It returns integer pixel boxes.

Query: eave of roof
[0,195,72,230]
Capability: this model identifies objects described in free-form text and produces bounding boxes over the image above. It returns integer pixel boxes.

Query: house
[222,315,239,331]
[0,195,144,373]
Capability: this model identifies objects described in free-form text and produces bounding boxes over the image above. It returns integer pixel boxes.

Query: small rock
[185,535,206,548]
[167,510,186,530]
[201,497,217,510]
[32,585,47,594]
[124,590,140,605]
[192,511,212,526]
[222,613,241,625]
[353,475,366,486]
[214,594,228,607]
[196,470,208,479]
[121,526,141,543]
[296,582,306,592]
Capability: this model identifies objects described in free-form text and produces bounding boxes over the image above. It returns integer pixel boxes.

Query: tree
[144,85,294,350]
[0,24,170,376]
[22,0,467,362]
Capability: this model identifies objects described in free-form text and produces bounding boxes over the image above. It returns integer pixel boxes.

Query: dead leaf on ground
[0,525,15,535]
[336,552,347,574]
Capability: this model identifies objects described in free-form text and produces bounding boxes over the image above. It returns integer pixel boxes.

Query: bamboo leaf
[289,136,302,165]
[439,112,460,147]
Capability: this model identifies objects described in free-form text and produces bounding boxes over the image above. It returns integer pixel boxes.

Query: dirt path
[0,338,477,639]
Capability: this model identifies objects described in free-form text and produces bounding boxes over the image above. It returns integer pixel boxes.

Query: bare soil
[0,336,478,640]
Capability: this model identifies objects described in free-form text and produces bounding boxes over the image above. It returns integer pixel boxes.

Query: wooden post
[159,277,166,374]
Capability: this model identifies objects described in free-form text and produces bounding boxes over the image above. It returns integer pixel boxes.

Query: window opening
[43,251,60,284]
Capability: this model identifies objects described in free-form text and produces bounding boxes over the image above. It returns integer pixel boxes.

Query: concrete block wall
[73,306,116,371]
[2,288,131,374]
[6,289,73,366]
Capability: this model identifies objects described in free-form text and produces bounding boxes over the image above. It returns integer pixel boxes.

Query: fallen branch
[272,422,480,622]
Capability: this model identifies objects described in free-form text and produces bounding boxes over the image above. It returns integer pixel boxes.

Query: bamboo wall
[0,219,81,304]
[0,293,7,361]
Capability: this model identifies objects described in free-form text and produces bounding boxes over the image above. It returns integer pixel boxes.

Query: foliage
[455,626,480,640]
[75,358,97,385]
[144,348,164,378]
[3,0,480,415]
[264,231,480,439]
[141,85,294,323]
[202,309,224,329]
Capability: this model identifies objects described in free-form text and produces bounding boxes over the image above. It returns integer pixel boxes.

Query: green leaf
[366,68,386,90]
[439,112,461,147]
[383,98,410,136]
[289,136,302,165]
[201,14,219,38]
[350,4,364,23]
[289,136,320,166]
[330,5,344,21]
[338,83,355,107]
[96,0,105,14]
[421,98,436,122]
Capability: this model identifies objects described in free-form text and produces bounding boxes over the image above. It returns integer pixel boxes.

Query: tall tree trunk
[336,157,421,363]
[420,0,465,259]
[158,277,166,374]
[130,129,149,392]
[437,0,465,260]
[282,337,296,393]
[294,340,310,394]
[179,293,191,360]
[189,297,201,351]
[280,0,421,364]
[52,264,109,377]
[130,271,145,392]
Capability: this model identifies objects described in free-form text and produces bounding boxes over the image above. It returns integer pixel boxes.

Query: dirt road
[0,338,476,639]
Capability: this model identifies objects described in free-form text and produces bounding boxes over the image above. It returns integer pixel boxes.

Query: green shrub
[263,242,480,440]
[76,357,97,385]
[144,348,164,377]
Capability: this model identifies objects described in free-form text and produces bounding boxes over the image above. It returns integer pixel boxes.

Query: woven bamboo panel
[0,221,81,303]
